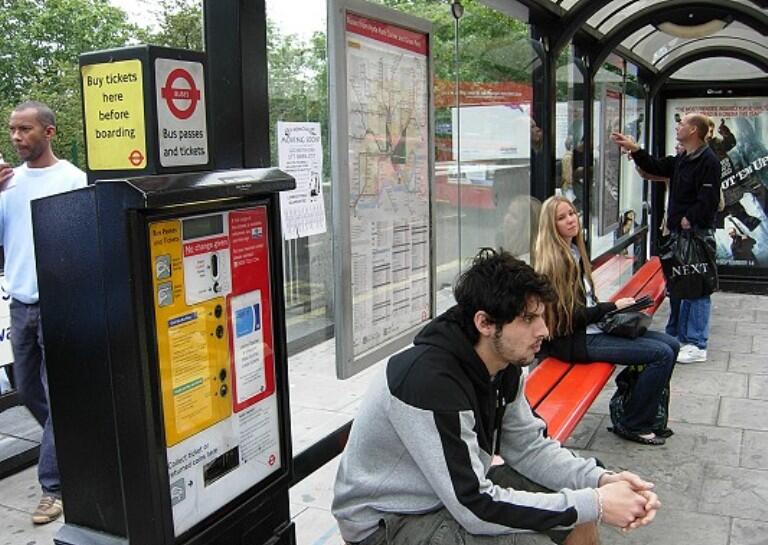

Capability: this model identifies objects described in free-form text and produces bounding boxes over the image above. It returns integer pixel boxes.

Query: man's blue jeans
[584,331,678,434]
[665,296,711,349]
[10,300,61,497]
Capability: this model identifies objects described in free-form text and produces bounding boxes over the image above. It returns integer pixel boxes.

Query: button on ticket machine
[33,169,296,545]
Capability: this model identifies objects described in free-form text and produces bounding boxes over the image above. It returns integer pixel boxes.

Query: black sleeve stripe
[433,411,578,531]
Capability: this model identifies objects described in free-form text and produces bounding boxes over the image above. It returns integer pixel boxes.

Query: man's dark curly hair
[453,248,555,344]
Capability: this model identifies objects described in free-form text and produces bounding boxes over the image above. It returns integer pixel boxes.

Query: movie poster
[666,97,768,268]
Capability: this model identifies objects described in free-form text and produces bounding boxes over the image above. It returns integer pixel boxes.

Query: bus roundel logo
[161,68,201,120]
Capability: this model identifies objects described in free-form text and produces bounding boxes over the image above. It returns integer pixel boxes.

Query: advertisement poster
[344,12,431,358]
[666,97,768,267]
[599,87,622,236]
[276,121,327,239]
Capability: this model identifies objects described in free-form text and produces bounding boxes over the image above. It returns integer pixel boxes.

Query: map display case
[329,0,434,379]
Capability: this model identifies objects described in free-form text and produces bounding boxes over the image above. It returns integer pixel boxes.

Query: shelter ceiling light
[657,19,727,39]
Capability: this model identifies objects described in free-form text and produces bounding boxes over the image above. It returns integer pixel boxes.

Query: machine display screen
[182,214,224,240]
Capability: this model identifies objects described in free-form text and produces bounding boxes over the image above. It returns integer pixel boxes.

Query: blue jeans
[666,296,711,349]
[584,331,678,434]
[665,297,680,338]
[10,300,61,497]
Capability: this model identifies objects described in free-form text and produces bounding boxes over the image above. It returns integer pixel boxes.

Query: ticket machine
[33,168,295,545]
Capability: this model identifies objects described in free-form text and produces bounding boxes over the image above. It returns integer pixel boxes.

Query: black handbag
[597,295,654,339]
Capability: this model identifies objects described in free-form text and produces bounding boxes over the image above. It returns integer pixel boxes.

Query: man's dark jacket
[632,145,720,231]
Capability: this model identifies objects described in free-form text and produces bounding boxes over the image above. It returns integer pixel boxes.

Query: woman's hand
[615,297,635,309]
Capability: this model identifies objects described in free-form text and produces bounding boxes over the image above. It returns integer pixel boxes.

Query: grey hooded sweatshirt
[332,306,605,543]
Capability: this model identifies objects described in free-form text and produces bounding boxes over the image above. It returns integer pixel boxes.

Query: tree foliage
[135,0,204,51]
[0,0,136,166]
[0,0,533,169]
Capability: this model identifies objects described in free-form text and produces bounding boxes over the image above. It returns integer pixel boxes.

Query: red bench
[524,257,666,443]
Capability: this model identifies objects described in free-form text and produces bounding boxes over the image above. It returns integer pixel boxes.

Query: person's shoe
[32,495,63,525]
[678,346,707,364]
[608,425,665,446]
[654,427,675,438]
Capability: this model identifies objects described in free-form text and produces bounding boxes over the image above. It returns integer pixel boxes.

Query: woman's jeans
[584,331,679,433]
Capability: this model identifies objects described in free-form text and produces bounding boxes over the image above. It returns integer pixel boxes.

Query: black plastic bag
[609,365,669,432]
[659,230,718,299]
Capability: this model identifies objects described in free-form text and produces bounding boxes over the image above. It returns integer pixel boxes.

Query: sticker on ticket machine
[230,290,266,405]
[149,216,232,447]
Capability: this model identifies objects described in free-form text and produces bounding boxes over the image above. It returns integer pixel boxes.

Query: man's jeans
[665,296,711,349]
[584,331,678,433]
[10,300,61,497]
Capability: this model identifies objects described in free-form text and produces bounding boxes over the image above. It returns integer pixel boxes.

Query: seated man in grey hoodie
[332,249,660,545]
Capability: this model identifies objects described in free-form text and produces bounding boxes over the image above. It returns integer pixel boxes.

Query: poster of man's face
[666,97,768,268]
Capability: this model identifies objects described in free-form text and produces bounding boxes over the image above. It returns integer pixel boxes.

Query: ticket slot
[203,446,240,486]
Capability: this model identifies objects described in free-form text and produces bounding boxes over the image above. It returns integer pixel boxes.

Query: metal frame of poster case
[329,0,434,380]
[598,85,623,236]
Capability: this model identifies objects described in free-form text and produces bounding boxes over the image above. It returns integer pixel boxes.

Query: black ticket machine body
[33,168,295,545]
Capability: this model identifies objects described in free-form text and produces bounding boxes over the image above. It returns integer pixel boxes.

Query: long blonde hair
[534,196,595,336]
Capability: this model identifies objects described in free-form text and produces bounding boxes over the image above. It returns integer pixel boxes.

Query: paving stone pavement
[1,292,767,545]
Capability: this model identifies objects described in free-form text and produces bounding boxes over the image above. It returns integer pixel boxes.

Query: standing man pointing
[0,101,87,524]
[612,114,720,364]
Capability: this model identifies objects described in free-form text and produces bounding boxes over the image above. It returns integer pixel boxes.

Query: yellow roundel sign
[82,59,147,170]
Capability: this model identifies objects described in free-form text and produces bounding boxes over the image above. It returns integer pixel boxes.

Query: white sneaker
[678,346,707,364]
[678,343,695,355]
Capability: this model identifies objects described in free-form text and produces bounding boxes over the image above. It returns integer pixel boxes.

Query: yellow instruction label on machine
[149,219,231,446]
[81,59,147,170]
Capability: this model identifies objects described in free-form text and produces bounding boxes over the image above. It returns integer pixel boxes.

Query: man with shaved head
[0,101,86,524]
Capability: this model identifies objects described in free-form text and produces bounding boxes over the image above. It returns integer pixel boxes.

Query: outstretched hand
[610,132,640,154]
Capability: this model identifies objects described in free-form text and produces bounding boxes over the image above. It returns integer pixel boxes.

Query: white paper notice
[276,121,327,240]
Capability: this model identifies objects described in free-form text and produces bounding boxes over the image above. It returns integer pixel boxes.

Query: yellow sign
[82,59,147,170]
[149,219,231,446]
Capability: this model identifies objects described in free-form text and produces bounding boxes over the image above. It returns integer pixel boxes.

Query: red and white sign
[346,12,427,55]
[226,207,275,413]
[155,58,209,167]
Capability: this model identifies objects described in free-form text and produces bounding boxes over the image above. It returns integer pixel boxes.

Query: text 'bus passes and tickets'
[156,58,209,167]
[149,207,281,536]
[82,59,147,170]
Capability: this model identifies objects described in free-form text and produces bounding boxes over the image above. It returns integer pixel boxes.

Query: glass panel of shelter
[442,4,542,270]
[656,37,768,69]
[632,22,768,66]
[587,0,655,34]
[266,0,335,353]
[555,47,587,215]
[623,25,657,51]
[670,58,768,80]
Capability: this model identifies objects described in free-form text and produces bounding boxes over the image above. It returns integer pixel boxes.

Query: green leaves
[0,0,136,166]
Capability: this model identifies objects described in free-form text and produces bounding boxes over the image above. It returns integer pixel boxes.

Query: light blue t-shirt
[0,160,87,303]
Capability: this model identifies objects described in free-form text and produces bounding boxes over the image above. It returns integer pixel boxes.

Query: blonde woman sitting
[534,196,678,446]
